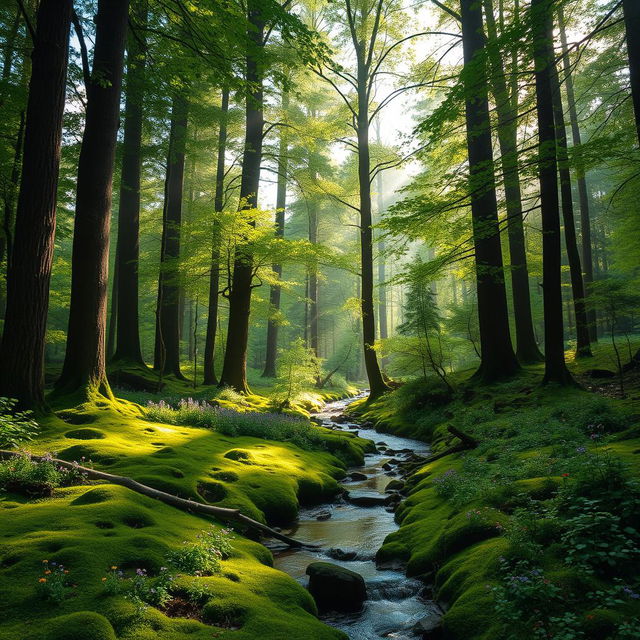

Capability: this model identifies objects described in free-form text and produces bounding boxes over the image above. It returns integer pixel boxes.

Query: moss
[42,612,116,640]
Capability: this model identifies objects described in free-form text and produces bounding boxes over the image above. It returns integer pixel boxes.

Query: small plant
[102,566,174,613]
[272,338,321,409]
[168,527,234,576]
[0,397,38,448]
[37,560,72,604]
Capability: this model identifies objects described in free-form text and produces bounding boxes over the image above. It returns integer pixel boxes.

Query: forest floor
[1,342,639,640]
[351,338,640,639]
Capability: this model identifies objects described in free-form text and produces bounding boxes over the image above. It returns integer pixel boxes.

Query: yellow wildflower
[38,578,47,583]
[101,577,107,582]
[44,570,51,575]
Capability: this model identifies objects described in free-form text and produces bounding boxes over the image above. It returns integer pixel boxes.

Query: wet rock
[349,471,368,481]
[306,562,367,612]
[315,510,332,521]
[385,479,405,492]
[333,414,350,424]
[347,491,387,507]
[327,548,358,562]
[377,446,388,452]
[382,462,393,471]
[376,441,387,446]
[413,612,443,638]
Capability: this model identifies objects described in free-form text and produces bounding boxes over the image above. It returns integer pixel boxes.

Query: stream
[270,394,442,639]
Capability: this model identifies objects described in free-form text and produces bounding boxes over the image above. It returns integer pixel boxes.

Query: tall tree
[531,0,573,385]
[218,0,264,392]
[203,87,229,385]
[549,57,592,357]
[55,0,130,398]
[0,0,72,408]
[460,0,519,381]
[483,0,543,363]
[262,89,289,378]
[558,4,596,341]
[623,0,640,144]
[154,93,189,380]
[113,0,148,365]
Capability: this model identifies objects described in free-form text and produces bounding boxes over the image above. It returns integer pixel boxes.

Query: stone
[413,612,443,638]
[349,471,368,481]
[347,491,387,507]
[385,479,405,492]
[306,562,367,612]
[327,548,358,562]
[315,510,332,521]
[584,368,616,379]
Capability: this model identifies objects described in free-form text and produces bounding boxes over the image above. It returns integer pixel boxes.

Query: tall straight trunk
[623,0,640,144]
[0,0,72,409]
[484,0,542,363]
[154,94,188,379]
[376,171,388,341]
[558,4,596,341]
[531,0,573,385]
[308,201,319,356]
[262,90,289,378]
[549,61,592,357]
[113,0,147,364]
[219,0,264,392]
[106,248,118,359]
[356,62,389,399]
[460,0,519,381]
[56,0,130,398]
[203,87,229,385]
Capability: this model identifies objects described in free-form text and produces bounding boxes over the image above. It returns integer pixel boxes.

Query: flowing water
[271,394,442,639]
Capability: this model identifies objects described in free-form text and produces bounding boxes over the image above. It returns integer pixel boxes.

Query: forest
[0,0,639,638]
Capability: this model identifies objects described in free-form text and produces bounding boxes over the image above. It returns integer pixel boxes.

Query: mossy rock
[44,612,116,640]
[306,562,367,613]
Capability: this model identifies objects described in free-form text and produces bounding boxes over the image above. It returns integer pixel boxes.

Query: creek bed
[271,394,441,639]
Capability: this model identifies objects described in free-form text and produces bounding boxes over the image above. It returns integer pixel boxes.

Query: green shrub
[0,397,38,448]
[0,455,87,497]
[167,526,234,576]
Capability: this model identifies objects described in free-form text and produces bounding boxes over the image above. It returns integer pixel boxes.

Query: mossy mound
[0,482,347,640]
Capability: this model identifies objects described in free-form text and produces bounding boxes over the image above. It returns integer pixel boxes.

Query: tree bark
[308,200,319,357]
[484,0,543,364]
[376,171,388,341]
[203,88,229,385]
[0,0,72,409]
[262,90,289,378]
[154,93,189,380]
[558,4,596,342]
[113,0,147,365]
[549,59,592,357]
[218,0,264,393]
[460,0,519,382]
[356,60,389,399]
[55,0,130,398]
[623,0,640,145]
[531,0,573,385]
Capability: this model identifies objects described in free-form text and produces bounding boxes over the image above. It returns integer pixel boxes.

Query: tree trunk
[0,0,72,409]
[531,0,573,385]
[154,93,189,380]
[203,88,229,385]
[308,200,319,357]
[484,0,543,364]
[113,0,147,365]
[623,0,640,144]
[549,59,592,357]
[106,246,118,360]
[262,90,288,378]
[376,171,388,341]
[55,0,130,399]
[558,4,596,342]
[218,0,264,393]
[356,60,389,399]
[460,0,519,381]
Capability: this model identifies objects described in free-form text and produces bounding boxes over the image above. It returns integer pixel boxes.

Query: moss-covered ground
[351,340,640,639]
[0,374,369,640]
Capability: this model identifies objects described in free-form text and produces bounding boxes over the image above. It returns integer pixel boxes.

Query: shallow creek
[271,394,441,639]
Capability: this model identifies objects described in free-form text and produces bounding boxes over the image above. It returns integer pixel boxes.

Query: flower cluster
[37,560,72,604]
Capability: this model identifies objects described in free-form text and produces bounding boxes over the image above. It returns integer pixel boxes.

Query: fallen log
[0,450,317,549]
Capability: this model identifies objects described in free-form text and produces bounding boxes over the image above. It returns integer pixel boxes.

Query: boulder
[385,479,405,492]
[347,491,387,507]
[349,471,368,481]
[306,562,367,612]
[327,548,358,561]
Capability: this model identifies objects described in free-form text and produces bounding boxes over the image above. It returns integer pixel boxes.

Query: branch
[16,0,36,42]
[431,0,461,22]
